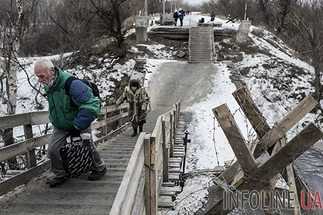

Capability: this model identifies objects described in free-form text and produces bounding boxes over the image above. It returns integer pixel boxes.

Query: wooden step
[158,196,175,209]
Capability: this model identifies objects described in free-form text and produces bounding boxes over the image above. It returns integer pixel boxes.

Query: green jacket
[45,70,100,130]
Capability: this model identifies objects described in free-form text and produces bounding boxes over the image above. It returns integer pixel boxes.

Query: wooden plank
[30,111,50,125]
[286,165,302,215]
[169,113,174,157]
[159,189,176,197]
[254,123,323,183]
[169,173,180,181]
[158,196,174,209]
[24,124,36,168]
[160,186,182,194]
[0,135,50,162]
[0,111,49,129]
[213,104,257,174]
[206,153,270,215]
[162,182,176,187]
[150,136,158,215]
[0,160,50,195]
[162,119,169,182]
[233,87,270,137]
[152,116,162,139]
[144,134,151,215]
[131,175,145,215]
[169,158,182,162]
[106,113,129,125]
[173,111,176,146]
[254,96,317,156]
[105,103,128,113]
[169,167,181,173]
[109,132,145,215]
[91,119,107,130]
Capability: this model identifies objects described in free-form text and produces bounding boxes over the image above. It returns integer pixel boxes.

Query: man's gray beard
[43,79,54,88]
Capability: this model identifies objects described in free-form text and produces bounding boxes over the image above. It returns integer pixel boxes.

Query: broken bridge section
[189,27,214,63]
[204,87,322,214]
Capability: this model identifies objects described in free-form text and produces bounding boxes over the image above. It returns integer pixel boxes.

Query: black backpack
[64,76,101,106]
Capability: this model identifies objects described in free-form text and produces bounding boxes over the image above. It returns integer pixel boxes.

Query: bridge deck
[1,127,140,215]
[0,106,167,215]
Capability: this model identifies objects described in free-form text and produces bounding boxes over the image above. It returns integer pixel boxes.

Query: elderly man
[34,59,106,187]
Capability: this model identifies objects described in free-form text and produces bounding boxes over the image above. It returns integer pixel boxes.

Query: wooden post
[150,136,157,215]
[283,137,302,215]
[169,113,174,157]
[162,119,168,182]
[233,87,270,138]
[144,135,151,215]
[23,124,36,168]
[103,108,108,136]
[213,104,257,175]
[254,96,317,156]
[253,123,322,182]
[172,111,176,143]
[144,135,157,215]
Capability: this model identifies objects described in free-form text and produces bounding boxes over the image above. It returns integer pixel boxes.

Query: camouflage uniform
[116,80,150,136]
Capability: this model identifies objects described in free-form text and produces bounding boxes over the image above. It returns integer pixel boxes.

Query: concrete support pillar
[236,20,251,44]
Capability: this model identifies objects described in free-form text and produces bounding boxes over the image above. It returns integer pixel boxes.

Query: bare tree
[276,0,292,33]
[0,0,27,169]
[289,1,323,100]
[90,0,131,53]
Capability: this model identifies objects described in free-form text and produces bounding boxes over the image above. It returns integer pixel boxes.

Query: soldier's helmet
[129,79,141,88]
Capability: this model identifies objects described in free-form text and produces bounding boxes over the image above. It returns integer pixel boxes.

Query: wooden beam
[30,111,50,125]
[144,134,152,215]
[213,104,257,174]
[254,96,317,156]
[110,132,145,215]
[0,111,49,129]
[24,124,37,168]
[233,87,270,137]
[0,160,50,195]
[0,135,50,162]
[169,113,174,157]
[150,136,157,215]
[162,119,169,182]
[286,164,302,215]
[254,123,322,182]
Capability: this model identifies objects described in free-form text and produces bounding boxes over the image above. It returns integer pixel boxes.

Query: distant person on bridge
[173,10,179,26]
[178,8,185,27]
[34,59,107,187]
[116,79,150,137]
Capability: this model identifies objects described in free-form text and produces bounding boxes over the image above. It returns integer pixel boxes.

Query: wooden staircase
[158,114,187,209]
[1,129,137,215]
[189,27,214,63]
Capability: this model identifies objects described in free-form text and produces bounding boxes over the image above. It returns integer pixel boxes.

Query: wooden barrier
[206,87,321,214]
[0,103,129,195]
[0,100,182,214]
[110,101,182,215]
[109,133,146,215]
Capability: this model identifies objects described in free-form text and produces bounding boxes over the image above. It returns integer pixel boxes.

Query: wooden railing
[0,103,129,195]
[110,101,181,215]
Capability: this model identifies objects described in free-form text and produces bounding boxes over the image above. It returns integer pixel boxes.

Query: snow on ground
[165,14,321,215]
[185,63,254,170]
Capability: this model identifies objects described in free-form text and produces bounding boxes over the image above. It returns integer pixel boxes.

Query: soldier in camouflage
[116,79,150,137]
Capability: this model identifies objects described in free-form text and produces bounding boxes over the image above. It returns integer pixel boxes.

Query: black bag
[60,136,94,177]
[64,76,102,103]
